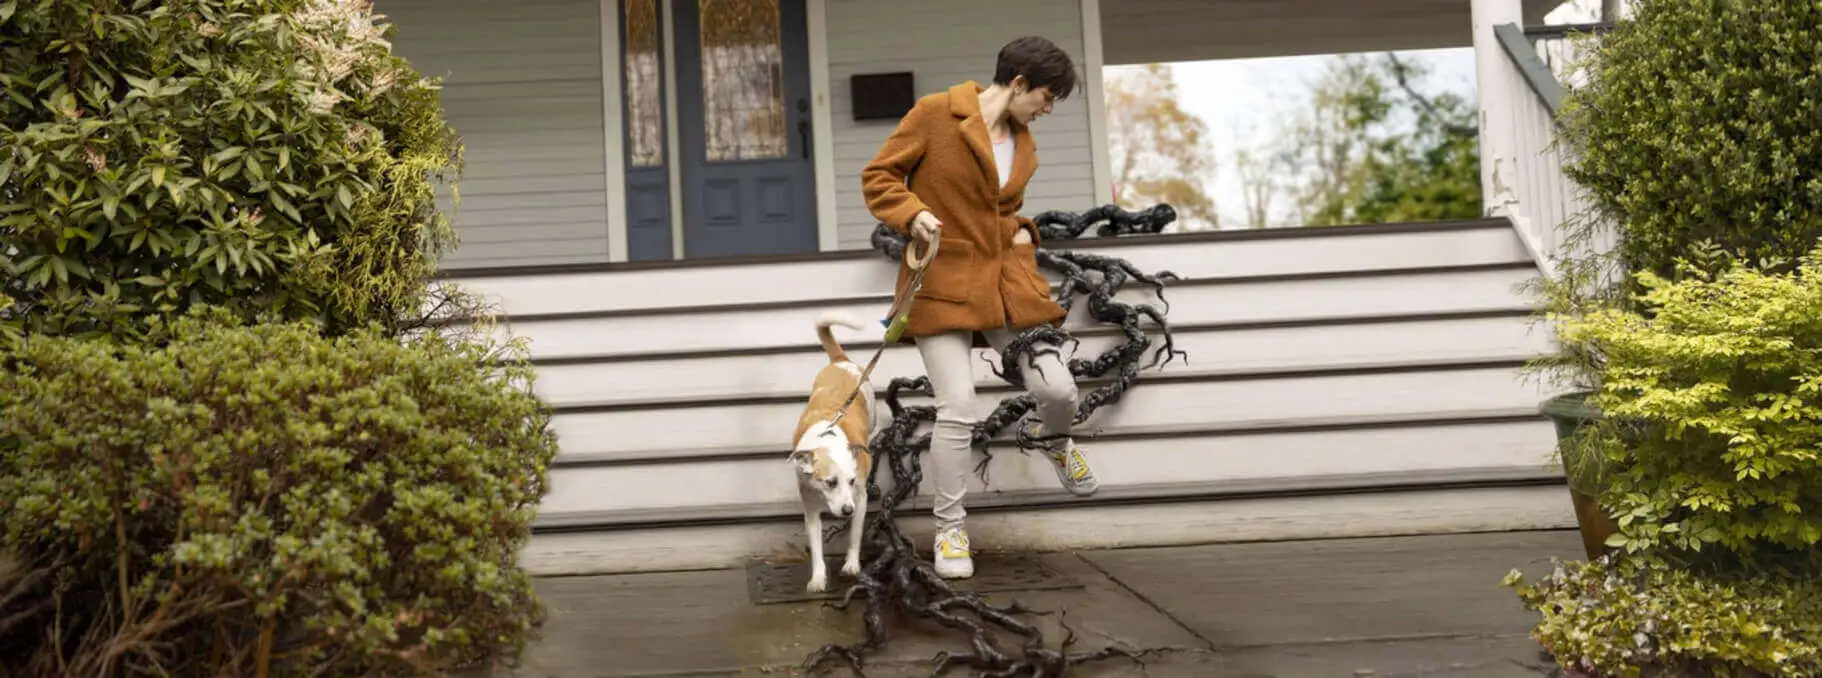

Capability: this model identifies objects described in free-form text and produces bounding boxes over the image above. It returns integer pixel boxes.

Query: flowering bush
[1507,557,1822,678]
[0,0,464,340]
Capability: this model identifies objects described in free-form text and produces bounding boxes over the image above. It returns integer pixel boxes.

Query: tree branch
[1383,53,1477,138]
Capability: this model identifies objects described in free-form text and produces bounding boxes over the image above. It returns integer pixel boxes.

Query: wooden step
[438,219,1532,318]
[535,359,1553,520]
[527,309,1548,406]
[489,262,1539,361]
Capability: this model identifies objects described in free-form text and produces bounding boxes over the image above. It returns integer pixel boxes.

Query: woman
[860,36,1097,580]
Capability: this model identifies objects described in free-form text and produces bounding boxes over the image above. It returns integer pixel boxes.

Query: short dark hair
[993,36,1077,101]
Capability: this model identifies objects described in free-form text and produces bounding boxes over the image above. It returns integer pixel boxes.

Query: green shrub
[1557,251,1822,560]
[1506,557,1822,678]
[0,0,463,341]
[0,310,557,675]
[1557,0,1822,283]
[0,291,16,345]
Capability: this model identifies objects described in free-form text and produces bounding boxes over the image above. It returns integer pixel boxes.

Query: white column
[1080,0,1114,207]
[601,0,629,262]
[808,0,839,252]
[1469,0,1525,218]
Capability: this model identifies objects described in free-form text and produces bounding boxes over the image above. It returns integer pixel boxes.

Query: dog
[790,311,876,593]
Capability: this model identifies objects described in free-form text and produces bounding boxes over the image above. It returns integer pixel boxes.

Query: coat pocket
[1008,242,1053,300]
[913,238,976,303]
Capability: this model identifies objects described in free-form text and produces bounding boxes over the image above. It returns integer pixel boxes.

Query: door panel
[620,0,673,261]
[672,0,819,259]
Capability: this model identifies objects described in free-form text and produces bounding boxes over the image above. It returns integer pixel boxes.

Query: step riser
[494,265,1539,361]
[528,314,1553,406]
[536,418,1556,519]
[440,221,1531,317]
[546,364,1548,473]
[519,485,1576,576]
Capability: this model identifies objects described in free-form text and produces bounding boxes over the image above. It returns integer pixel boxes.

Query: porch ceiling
[1100,0,1571,65]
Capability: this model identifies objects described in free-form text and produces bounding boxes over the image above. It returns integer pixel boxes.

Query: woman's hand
[911,211,942,242]
[1011,228,1033,246]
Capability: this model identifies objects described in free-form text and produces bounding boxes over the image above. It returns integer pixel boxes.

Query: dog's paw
[806,572,829,593]
[841,557,861,578]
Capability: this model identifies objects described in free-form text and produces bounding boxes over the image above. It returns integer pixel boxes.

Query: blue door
[671,0,819,259]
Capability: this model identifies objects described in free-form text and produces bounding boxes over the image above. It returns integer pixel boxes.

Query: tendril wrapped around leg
[805,205,1188,677]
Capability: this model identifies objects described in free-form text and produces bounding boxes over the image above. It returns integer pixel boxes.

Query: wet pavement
[474,530,1582,677]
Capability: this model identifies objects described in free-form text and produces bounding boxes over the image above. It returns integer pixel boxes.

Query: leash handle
[903,233,939,271]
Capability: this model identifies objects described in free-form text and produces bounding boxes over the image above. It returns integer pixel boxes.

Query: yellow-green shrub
[0,311,557,675]
[1559,253,1822,560]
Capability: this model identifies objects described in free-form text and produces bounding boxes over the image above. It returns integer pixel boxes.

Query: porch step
[542,356,1543,477]
[436,219,1572,574]
[488,260,1539,361]
[440,218,1526,317]
[529,308,1547,411]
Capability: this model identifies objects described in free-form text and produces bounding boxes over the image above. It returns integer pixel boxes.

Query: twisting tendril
[810,204,1187,677]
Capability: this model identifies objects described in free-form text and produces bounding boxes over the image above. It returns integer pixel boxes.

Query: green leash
[829,235,939,427]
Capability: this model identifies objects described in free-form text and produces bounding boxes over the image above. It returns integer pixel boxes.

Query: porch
[386,0,1607,575]
[382,0,1589,269]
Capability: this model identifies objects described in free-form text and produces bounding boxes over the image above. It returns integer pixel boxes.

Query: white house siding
[824,0,1099,250]
[384,0,611,269]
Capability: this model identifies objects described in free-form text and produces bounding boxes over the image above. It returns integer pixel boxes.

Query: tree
[1256,53,1482,228]
[1104,63,1218,230]
[1229,121,1293,229]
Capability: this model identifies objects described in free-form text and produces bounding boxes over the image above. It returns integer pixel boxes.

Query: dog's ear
[788,448,815,474]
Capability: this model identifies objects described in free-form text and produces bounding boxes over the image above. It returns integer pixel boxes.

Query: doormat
[746,553,1083,606]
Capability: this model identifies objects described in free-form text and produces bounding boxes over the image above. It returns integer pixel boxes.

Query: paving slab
[493,553,1203,677]
[651,636,1556,677]
[1078,530,1584,648]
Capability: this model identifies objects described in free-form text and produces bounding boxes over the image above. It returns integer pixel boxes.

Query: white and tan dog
[790,311,876,592]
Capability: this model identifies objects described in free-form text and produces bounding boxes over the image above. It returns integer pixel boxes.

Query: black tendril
[806,204,1186,677]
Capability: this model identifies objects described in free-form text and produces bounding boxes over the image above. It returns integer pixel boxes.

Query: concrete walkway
[482,530,1582,677]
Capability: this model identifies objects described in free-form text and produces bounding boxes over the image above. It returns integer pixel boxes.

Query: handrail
[1481,20,1616,280]
[1493,23,1567,114]
[1523,22,1615,40]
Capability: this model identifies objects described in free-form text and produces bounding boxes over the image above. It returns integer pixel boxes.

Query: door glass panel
[697,0,786,162]
[624,0,664,167]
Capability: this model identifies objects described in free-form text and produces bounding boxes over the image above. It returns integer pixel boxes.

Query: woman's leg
[915,330,980,579]
[985,328,1099,496]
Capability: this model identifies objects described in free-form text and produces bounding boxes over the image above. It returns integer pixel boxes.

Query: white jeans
[917,328,1078,531]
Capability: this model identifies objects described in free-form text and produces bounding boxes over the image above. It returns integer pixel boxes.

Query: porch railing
[1483,21,1613,279]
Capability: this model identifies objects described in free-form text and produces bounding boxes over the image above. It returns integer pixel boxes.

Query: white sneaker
[933,526,974,579]
[1024,423,1099,497]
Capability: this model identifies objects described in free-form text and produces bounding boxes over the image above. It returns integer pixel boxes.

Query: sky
[1111,0,1609,230]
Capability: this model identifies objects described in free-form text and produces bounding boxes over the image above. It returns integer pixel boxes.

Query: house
[385,0,1604,574]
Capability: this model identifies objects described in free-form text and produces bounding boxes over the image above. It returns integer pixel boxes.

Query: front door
[670,0,819,259]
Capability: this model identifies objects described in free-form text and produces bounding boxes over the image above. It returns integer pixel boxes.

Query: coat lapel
[948,82,998,189]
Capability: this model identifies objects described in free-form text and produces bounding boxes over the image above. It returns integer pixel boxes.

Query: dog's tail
[814,310,865,363]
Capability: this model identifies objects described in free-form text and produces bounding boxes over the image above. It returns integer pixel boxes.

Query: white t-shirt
[992,132,1015,189]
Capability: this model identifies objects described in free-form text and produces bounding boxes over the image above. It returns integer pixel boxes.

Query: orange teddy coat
[860,81,1067,347]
